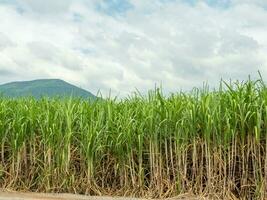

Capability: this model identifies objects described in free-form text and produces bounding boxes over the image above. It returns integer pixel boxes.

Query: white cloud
[17,0,73,14]
[0,0,267,97]
[0,32,14,51]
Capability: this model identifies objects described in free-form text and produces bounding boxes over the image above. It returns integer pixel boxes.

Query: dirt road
[0,191,203,200]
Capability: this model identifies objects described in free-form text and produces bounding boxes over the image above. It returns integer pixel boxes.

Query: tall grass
[0,78,266,199]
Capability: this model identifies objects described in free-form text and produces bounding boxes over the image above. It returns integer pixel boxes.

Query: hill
[0,79,96,99]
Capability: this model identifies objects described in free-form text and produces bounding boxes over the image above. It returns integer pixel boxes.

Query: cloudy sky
[0,0,266,96]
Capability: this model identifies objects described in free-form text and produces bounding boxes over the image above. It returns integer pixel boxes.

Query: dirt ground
[0,191,206,200]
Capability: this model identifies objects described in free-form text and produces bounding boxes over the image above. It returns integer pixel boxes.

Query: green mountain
[0,79,96,99]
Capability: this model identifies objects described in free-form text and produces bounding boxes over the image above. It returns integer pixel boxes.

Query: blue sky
[0,0,266,96]
[96,0,133,15]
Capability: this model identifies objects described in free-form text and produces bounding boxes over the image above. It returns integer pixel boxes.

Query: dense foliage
[0,79,266,199]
